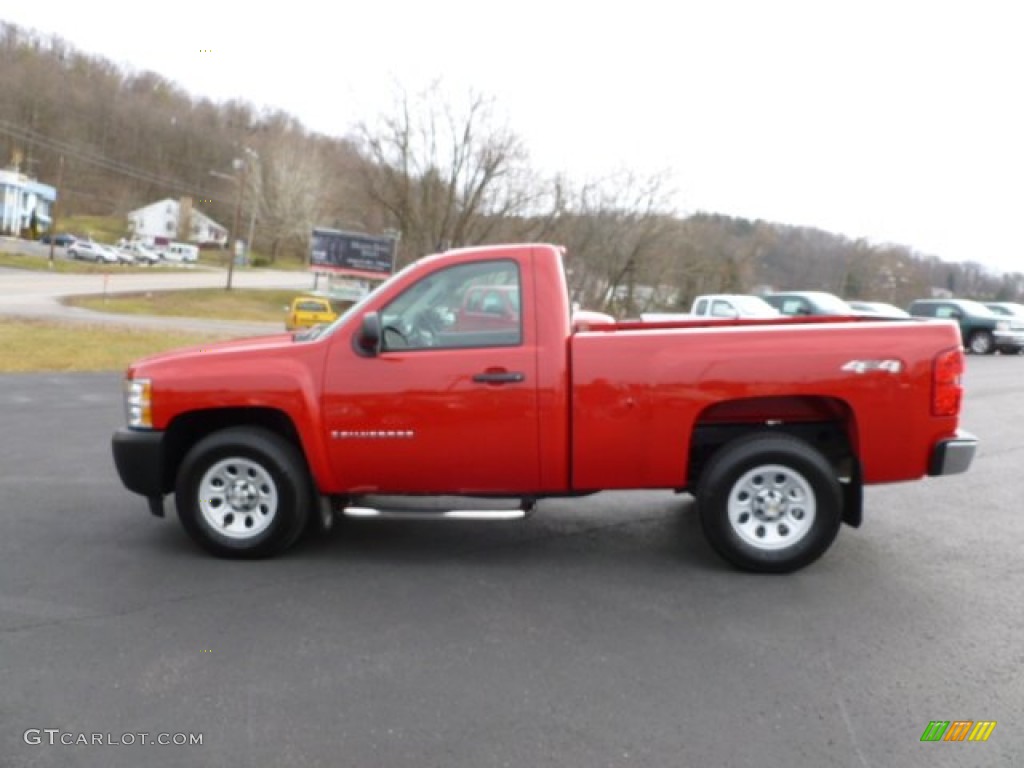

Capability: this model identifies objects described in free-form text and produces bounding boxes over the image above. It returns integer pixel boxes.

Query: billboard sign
[310,228,396,277]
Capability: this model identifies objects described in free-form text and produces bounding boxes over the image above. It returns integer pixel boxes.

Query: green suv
[908,298,1024,355]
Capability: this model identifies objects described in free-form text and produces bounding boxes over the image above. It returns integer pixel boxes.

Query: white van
[163,242,199,263]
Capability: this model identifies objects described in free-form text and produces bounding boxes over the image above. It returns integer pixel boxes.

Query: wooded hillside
[2,21,1020,311]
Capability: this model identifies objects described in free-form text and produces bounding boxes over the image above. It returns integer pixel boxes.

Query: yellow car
[285,296,339,331]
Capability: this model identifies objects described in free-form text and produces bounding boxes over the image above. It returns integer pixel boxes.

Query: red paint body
[127,244,967,498]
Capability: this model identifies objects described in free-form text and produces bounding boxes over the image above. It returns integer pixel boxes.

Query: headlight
[995,320,1009,331]
[124,378,152,428]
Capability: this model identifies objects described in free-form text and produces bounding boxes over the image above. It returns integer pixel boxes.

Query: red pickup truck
[112,243,977,572]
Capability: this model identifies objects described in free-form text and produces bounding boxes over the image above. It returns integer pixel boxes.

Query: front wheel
[175,427,311,558]
[697,433,843,573]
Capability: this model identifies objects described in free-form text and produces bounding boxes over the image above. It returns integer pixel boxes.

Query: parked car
[451,284,520,332]
[68,240,119,264]
[93,243,122,264]
[285,295,340,331]
[124,242,161,265]
[763,291,855,316]
[68,241,101,262]
[108,245,136,264]
[847,301,910,318]
[40,232,79,247]
[908,298,1024,355]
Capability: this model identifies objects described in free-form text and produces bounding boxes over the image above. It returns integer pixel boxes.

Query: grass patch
[252,254,309,271]
[59,214,131,243]
[64,288,298,322]
[194,250,309,271]
[0,319,231,372]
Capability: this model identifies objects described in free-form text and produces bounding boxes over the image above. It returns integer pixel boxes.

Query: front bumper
[111,427,166,497]
[928,430,978,476]
[994,330,1024,350]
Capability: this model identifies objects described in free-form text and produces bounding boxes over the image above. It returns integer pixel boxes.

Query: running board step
[341,494,534,521]
[343,508,527,521]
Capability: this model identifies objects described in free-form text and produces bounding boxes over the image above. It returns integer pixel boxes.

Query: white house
[0,169,57,236]
[127,198,227,245]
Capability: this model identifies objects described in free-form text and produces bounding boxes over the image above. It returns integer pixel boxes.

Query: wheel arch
[161,407,312,495]
[688,395,863,527]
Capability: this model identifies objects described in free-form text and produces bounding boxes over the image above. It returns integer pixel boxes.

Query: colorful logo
[920,720,996,742]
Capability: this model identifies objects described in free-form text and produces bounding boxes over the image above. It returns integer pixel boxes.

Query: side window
[935,305,955,319]
[711,300,732,317]
[780,299,801,315]
[694,299,708,315]
[380,260,522,351]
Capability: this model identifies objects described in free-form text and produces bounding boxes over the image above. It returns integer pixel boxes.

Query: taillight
[932,347,963,417]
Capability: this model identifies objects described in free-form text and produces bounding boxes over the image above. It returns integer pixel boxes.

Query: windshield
[958,299,998,317]
[988,303,1024,316]
[303,262,421,341]
[808,293,853,313]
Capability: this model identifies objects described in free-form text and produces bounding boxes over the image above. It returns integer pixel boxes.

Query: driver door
[322,258,540,494]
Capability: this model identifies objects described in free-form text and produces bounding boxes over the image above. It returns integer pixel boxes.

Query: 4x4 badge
[841,359,903,374]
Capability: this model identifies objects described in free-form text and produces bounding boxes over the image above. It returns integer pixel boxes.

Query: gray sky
[5,1,1022,274]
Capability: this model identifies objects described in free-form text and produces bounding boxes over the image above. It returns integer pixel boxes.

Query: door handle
[472,371,525,384]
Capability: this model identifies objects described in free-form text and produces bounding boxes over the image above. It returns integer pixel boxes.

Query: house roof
[0,171,57,201]
[127,198,225,230]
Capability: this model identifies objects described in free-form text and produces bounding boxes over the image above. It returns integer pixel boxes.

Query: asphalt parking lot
[1,358,1022,767]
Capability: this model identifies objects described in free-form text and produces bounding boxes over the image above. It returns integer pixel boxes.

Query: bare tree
[249,118,333,260]
[353,82,537,263]
[535,169,677,315]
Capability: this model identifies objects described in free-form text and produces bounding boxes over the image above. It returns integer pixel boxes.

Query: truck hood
[125,332,305,377]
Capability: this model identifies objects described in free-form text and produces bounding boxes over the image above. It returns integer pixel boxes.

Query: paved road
[0,239,316,335]
[1,358,1021,767]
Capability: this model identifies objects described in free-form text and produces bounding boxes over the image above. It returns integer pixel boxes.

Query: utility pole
[227,158,244,291]
[48,154,64,268]
[212,149,258,290]
[243,148,259,267]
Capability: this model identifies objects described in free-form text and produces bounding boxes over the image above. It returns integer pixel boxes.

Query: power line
[0,120,236,205]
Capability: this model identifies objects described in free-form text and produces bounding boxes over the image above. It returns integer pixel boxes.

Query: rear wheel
[175,427,310,558]
[697,433,843,573]
[967,331,994,355]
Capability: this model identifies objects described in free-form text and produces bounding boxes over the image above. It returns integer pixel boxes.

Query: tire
[175,427,311,559]
[967,331,994,355]
[696,433,843,573]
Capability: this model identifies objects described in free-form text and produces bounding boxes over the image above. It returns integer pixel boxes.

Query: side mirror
[359,311,382,356]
